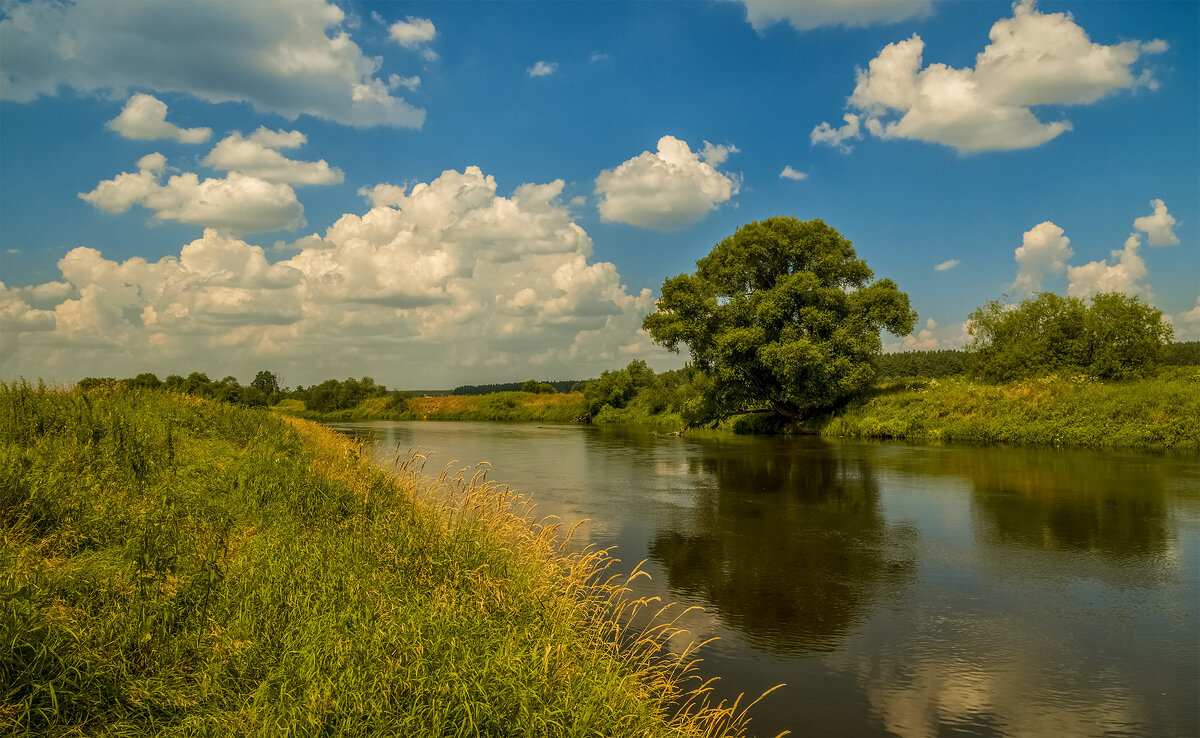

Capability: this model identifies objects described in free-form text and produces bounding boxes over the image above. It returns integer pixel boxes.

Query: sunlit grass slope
[276,391,587,424]
[0,382,761,736]
[818,367,1200,449]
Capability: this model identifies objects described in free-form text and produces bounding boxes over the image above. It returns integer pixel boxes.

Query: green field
[0,382,762,736]
[815,367,1200,449]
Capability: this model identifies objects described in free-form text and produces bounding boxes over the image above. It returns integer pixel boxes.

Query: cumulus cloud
[203,128,344,186]
[934,259,959,271]
[388,74,421,91]
[734,0,933,32]
[595,136,740,230]
[813,0,1167,153]
[107,94,211,143]
[1132,198,1179,247]
[9,168,667,386]
[388,16,438,61]
[1012,221,1073,295]
[388,16,435,47]
[1173,297,1200,340]
[0,0,425,128]
[1067,234,1151,300]
[779,166,808,181]
[811,114,862,152]
[528,61,559,78]
[80,157,304,234]
[902,317,940,350]
[1013,200,1178,301]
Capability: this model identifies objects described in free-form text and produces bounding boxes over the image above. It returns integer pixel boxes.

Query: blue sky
[1,0,1197,388]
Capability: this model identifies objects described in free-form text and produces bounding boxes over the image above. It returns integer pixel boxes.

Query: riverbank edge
[276,368,1200,451]
[1,384,758,735]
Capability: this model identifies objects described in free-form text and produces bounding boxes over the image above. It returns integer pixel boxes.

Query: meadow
[0,382,766,736]
[816,367,1200,449]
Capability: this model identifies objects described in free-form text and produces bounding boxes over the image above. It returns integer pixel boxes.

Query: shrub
[967,292,1172,382]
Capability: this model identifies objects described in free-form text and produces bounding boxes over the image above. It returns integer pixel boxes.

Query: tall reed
[1,381,775,736]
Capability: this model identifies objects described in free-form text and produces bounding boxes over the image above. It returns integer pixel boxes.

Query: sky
[0,0,1197,389]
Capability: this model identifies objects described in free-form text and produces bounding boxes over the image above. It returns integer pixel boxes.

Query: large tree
[642,217,915,422]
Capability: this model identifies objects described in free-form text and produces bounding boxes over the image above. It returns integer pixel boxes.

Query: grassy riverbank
[816,367,1200,449]
[274,391,586,423]
[0,383,761,736]
[271,367,1199,450]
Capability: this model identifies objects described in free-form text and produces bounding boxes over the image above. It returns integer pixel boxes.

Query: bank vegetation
[0,382,768,736]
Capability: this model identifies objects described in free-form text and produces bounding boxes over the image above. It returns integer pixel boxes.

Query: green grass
[815,367,1200,449]
[1,382,767,736]
[275,392,587,424]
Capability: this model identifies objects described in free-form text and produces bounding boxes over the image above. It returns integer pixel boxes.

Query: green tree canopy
[642,217,916,422]
[967,291,1173,382]
[251,370,281,397]
[519,379,557,394]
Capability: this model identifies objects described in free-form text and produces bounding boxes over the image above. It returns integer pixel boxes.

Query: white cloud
[934,259,959,271]
[735,0,933,32]
[595,135,740,230]
[779,166,808,181]
[1173,296,1200,340]
[107,94,211,143]
[1067,234,1151,300]
[811,114,862,152]
[813,0,1167,153]
[902,317,940,350]
[1012,221,1073,295]
[80,157,304,234]
[203,128,344,186]
[137,152,167,174]
[9,168,669,386]
[1013,201,1177,302]
[589,51,610,64]
[388,16,436,47]
[528,61,559,78]
[0,0,424,128]
[1133,198,1179,247]
[388,74,421,91]
[358,183,409,209]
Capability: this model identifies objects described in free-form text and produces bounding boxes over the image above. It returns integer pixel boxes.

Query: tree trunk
[772,401,802,421]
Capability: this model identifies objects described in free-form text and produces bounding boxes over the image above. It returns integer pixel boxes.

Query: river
[328,421,1199,738]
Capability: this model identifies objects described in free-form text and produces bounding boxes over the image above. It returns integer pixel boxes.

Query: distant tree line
[873,350,968,379]
[289,376,395,413]
[451,380,581,396]
[76,371,285,407]
[75,371,406,413]
[1164,341,1200,366]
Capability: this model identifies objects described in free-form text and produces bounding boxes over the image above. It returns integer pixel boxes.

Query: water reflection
[329,422,1199,738]
[649,444,918,655]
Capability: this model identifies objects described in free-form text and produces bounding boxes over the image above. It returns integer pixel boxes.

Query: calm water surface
[329,421,1200,738]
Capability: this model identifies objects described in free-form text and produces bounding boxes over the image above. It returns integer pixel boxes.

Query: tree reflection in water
[648,441,918,655]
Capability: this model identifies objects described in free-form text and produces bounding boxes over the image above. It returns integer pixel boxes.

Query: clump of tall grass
[818,367,1200,449]
[1,381,772,736]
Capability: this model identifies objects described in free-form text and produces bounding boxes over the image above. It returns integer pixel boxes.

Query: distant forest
[452,380,582,396]
[71,341,1200,412]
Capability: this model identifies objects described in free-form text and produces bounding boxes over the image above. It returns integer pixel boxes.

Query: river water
[328,421,1199,738]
